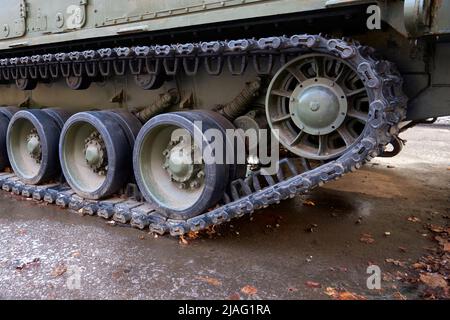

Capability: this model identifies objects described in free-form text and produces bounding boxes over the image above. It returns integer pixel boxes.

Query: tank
[0,0,447,236]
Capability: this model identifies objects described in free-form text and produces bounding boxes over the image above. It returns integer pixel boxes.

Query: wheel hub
[85,144,101,166]
[162,137,204,189]
[26,129,41,163]
[289,78,347,135]
[84,131,107,175]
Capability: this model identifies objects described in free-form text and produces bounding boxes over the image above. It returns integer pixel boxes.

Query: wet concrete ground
[0,124,448,300]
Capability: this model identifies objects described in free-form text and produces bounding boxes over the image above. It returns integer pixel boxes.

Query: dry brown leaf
[392,292,407,300]
[360,233,375,244]
[179,235,189,245]
[71,250,81,258]
[324,287,366,300]
[227,292,241,300]
[196,276,222,286]
[324,287,337,297]
[429,225,446,233]
[435,235,446,244]
[385,258,405,267]
[407,216,420,223]
[302,200,316,207]
[443,242,450,252]
[419,273,447,289]
[412,262,427,270]
[187,231,200,240]
[51,264,67,277]
[206,226,217,237]
[434,236,450,252]
[337,291,367,300]
[241,285,258,296]
[305,281,321,288]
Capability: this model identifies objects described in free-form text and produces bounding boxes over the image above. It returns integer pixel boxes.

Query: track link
[0,34,407,237]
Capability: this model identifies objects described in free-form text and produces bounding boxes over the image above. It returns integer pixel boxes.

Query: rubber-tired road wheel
[59,111,141,199]
[133,111,232,220]
[6,109,65,184]
[0,107,19,171]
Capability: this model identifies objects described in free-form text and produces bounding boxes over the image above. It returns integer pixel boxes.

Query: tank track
[0,34,407,237]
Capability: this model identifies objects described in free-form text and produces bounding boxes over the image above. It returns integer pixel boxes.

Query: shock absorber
[218,78,261,120]
[135,89,180,122]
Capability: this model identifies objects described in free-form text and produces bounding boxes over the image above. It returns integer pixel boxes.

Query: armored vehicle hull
[0,0,447,236]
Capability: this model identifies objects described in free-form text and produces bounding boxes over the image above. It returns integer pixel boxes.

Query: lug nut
[190,180,199,189]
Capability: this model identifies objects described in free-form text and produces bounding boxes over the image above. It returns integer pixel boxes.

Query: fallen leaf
[324,287,337,297]
[179,236,189,245]
[385,258,405,267]
[71,250,81,258]
[428,225,446,233]
[407,216,420,223]
[337,291,367,300]
[392,292,407,300]
[384,231,391,237]
[112,270,124,280]
[324,287,366,300]
[412,262,427,270]
[399,246,407,253]
[443,242,450,252]
[302,200,316,207]
[138,235,145,240]
[206,226,216,237]
[360,233,375,244]
[51,264,67,277]
[186,231,200,240]
[435,235,446,245]
[227,292,241,300]
[305,281,321,288]
[197,276,222,286]
[241,285,258,296]
[419,273,447,289]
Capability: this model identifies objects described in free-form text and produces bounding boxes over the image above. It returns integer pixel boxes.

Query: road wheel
[7,109,65,184]
[133,111,231,219]
[59,111,141,199]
